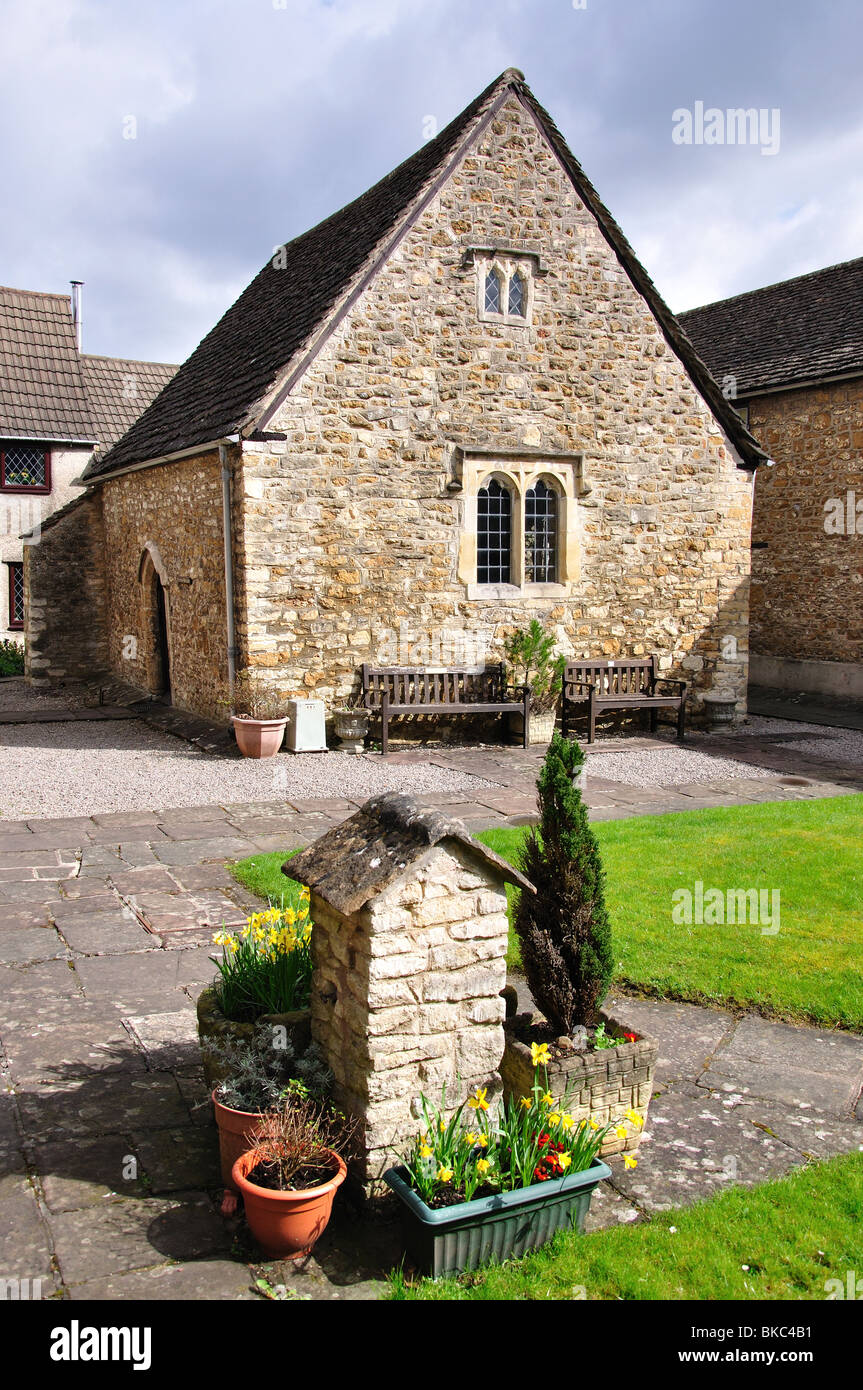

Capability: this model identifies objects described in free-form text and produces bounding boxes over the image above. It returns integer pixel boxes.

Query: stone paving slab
[2,1010,147,1084]
[606,996,736,1084]
[124,1010,202,1072]
[67,1260,258,1301]
[33,1136,151,1212]
[48,1192,231,1284]
[16,1073,193,1142]
[0,1173,56,1285]
[73,951,202,1014]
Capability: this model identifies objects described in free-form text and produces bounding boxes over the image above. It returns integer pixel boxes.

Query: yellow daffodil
[530,1042,551,1067]
[560,1113,574,1130]
[558,1153,572,1170]
[548,1112,561,1124]
[476,1134,488,1149]
[625,1108,644,1129]
[588,1118,600,1131]
[615,1125,628,1139]
[438,1119,446,1132]
[624,1154,638,1169]
[437,1166,453,1184]
[419,1144,433,1159]
[540,1092,554,1107]
[519,1097,532,1109]
[464,1132,477,1146]
[467,1087,489,1112]
[476,1158,490,1175]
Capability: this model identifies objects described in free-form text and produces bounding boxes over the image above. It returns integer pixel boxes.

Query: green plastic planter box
[384,1158,611,1278]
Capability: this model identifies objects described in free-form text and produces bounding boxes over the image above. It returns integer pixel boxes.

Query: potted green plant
[197,891,314,1086]
[232,1092,356,1259]
[501,733,657,1149]
[384,1054,636,1279]
[230,668,288,757]
[503,620,565,744]
[206,1027,332,1208]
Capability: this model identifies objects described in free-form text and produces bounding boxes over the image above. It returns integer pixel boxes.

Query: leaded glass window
[477,478,512,584]
[1,443,47,489]
[508,271,525,317]
[484,268,502,315]
[525,479,558,583]
[8,562,24,628]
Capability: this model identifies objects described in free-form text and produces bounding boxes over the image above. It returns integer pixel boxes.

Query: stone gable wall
[98,452,231,718]
[240,92,753,715]
[749,377,863,667]
[24,491,108,685]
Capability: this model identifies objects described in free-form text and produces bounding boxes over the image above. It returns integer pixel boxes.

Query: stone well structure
[287,793,533,1185]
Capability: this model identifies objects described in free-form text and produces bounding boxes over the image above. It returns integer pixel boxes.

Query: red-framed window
[0,442,51,493]
[7,562,24,630]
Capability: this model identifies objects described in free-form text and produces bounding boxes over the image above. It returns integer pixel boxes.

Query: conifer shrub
[515,732,614,1034]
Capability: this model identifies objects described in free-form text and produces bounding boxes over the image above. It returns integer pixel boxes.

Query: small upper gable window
[477,256,533,327]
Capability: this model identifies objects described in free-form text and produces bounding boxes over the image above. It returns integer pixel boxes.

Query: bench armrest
[653,677,687,694]
[565,679,597,692]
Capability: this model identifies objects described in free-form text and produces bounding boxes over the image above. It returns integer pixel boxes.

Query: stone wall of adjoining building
[239,91,754,717]
[309,842,510,1184]
[25,491,108,685]
[749,378,863,674]
[2,445,90,639]
[99,451,233,719]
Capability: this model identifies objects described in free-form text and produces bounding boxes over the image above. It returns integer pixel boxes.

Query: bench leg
[381,694,390,756]
[522,690,530,749]
[588,691,596,744]
[677,701,686,742]
[650,709,658,733]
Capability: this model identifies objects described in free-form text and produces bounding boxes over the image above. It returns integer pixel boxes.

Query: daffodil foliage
[211,890,313,1020]
[402,1046,642,1206]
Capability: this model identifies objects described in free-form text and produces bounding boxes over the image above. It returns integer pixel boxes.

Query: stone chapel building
[26,69,767,723]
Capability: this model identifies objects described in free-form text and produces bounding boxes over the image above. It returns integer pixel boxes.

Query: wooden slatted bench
[561,656,687,744]
[361,663,531,755]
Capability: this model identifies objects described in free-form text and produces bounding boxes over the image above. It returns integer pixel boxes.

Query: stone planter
[508,709,557,745]
[196,986,312,1090]
[332,709,370,754]
[500,1011,657,1156]
[384,1157,611,1278]
[701,692,738,729]
[231,715,287,758]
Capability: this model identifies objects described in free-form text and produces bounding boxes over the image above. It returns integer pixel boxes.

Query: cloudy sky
[2,0,861,365]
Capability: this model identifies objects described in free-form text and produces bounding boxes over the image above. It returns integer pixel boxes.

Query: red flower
[624,1032,637,1042]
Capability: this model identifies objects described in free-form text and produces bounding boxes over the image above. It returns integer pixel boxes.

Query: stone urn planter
[196,986,312,1090]
[384,1156,611,1279]
[233,1147,348,1260]
[332,708,370,754]
[508,709,557,746]
[702,692,738,730]
[232,715,287,758]
[500,1010,657,1156]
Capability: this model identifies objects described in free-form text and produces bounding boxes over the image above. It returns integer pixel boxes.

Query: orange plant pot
[232,1147,348,1259]
[231,716,286,758]
[213,1094,268,1194]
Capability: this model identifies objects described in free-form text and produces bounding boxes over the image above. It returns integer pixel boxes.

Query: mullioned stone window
[476,254,534,326]
[455,450,589,600]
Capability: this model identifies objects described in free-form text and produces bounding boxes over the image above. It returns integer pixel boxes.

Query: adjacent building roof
[287,792,533,916]
[0,286,95,442]
[81,355,178,459]
[85,68,767,482]
[678,256,863,396]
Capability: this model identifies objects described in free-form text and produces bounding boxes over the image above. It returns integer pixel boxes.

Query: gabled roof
[81,355,178,459]
[86,69,766,482]
[0,286,95,442]
[678,256,863,396]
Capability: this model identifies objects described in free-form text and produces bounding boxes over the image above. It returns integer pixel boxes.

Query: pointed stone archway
[138,542,172,700]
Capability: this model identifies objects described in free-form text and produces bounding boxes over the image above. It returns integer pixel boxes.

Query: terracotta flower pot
[212,1092,269,1194]
[232,1146,348,1259]
[232,715,287,758]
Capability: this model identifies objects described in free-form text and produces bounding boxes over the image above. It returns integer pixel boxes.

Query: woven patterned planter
[384,1158,611,1278]
[501,1011,656,1156]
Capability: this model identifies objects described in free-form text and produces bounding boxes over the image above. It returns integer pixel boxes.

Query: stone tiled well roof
[0,286,95,442]
[81,355,178,458]
[86,68,766,481]
[287,793,533,916]
[678,256,863,396]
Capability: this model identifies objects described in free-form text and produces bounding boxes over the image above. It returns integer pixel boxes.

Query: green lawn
[231,795,863,1032]
[386,1153,863,1300]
